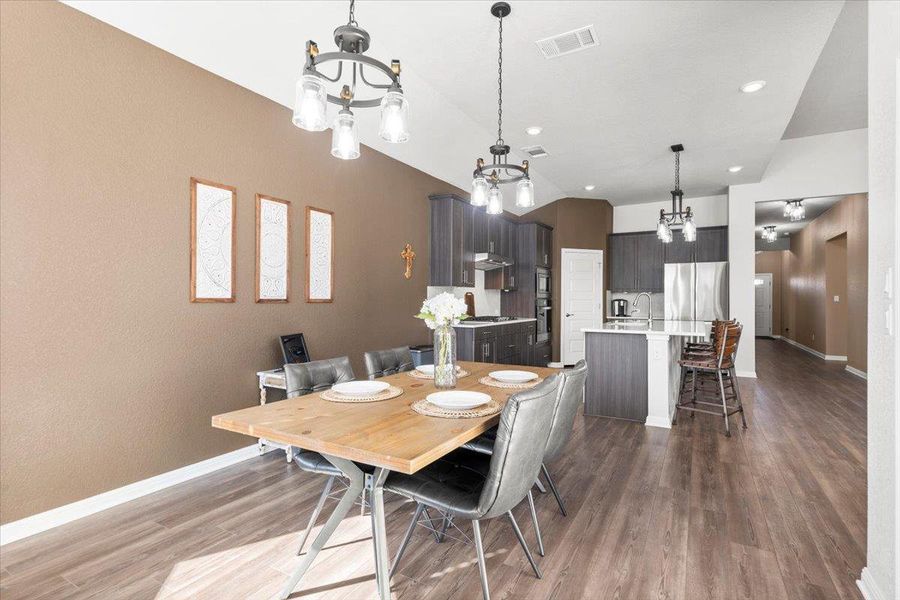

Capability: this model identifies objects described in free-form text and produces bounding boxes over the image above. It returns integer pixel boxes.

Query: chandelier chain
[674,148,680,190]
[496,13,504,145]
[348,0,357,25]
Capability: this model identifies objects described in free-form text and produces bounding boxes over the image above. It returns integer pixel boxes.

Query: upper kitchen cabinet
[635,232,664,292]
[696,226,728,262]
[474,207,489,253]
[536,224,553,268]
[664,235,695,263]
[609,232,663,292]
[429,194,475,287]
[485,217,519,291]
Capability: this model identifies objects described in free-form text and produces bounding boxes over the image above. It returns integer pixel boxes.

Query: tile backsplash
[606,291,664,319]
[427,270,501,316]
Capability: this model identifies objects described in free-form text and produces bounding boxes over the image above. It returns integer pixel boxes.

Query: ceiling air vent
[536,25,598,59]
[521,145,549,158]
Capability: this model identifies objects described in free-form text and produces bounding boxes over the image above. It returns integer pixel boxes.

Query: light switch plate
[833,295,840,303]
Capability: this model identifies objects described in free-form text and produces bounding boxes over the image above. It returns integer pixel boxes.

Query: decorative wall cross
[401,244,416,280]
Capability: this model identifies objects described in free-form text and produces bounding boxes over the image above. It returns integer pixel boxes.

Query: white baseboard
[0,443,273,546]
[780,337,827,359]
[825,354,848,361]
[736,370,757,378]
[857,567,887,600]
[645,416,673,429]
[845,365,868,379]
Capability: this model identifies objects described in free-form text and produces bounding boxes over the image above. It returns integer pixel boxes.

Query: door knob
[565,313,573,317]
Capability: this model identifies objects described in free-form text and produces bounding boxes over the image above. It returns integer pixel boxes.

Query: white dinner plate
[489,370,539,383]
[415,364,435,375]
[426,391,491,410]
[332,380,390,397]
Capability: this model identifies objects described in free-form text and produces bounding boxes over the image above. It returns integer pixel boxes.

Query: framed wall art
[305,206,334,303]
[255,194,291,302]
[190,177,236,302]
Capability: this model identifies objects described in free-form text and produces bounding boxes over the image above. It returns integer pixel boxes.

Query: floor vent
[536,25,598,59]
[521,145,549,158]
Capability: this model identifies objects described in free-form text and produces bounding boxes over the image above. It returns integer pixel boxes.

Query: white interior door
[561,249,603,365]
[754,273,773,336]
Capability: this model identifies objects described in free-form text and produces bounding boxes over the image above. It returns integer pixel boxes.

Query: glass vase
[433,324,457,389]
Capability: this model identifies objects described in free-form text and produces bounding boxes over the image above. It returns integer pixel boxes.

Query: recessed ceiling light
[525,126,543,136]
[728,165,743,173]
[740,80,766,93]
[584,184,596,191]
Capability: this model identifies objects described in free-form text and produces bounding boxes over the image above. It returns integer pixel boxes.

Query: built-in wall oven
[536,268,551,296]
[536,297,551,343]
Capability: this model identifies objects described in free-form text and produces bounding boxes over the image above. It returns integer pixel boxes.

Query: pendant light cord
[674,149,680,191]
[496,13,504,146]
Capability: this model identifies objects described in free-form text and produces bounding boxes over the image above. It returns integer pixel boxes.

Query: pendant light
[471,2,534,212]
[783,200,805,221]
[763,225,778,242]
[293,0,409,159]
[656,144,696,243]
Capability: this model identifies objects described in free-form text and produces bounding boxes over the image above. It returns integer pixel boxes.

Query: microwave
[536,268,551,296]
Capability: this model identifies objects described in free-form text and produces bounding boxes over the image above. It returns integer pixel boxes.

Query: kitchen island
[581,321,710,428]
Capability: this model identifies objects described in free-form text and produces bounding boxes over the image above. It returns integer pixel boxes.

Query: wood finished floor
[0,339,866,600]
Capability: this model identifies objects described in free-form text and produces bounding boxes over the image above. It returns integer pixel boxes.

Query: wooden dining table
[212,360,558,600]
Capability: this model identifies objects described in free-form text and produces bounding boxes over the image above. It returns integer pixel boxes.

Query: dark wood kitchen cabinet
[635,232,664,292]
[456,321,538,365]
[485,217,519,291]
[429,194,474,287]
[488,216,502,255]
[609,233,639,292]
[664,235,695,264]
[536,225,552,268]
[474,207,489,253]
[696,226,728,262]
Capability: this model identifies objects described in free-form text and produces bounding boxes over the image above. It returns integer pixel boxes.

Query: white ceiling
[782,0,867,139]
[754,195,844,238]
[64,0,844,212]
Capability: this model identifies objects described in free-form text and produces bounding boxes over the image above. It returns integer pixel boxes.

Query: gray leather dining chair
[386,375,562,600]
[363,346,414,380]
[460,360,588,555]
[284,356,364,554]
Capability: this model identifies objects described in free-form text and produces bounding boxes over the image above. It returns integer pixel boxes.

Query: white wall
[727,128,868,376]
[613,194,728,233]
[860,3,898,599]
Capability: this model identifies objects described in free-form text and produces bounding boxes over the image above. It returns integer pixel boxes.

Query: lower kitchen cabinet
[455,321,538,365]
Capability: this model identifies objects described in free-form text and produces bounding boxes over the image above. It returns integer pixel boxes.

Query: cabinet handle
[510,275,515,287]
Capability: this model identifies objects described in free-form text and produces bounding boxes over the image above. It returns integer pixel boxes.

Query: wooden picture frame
[190,177,236,302]
[305,206,334,303]
[255,194,291,303]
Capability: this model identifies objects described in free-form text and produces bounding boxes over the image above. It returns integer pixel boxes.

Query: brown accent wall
[781,194,867,371]
[0,2,463,523]
[519,197,614,362]
[754,250,786,336]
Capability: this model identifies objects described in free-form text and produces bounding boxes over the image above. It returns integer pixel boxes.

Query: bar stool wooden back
[674,322,747,436]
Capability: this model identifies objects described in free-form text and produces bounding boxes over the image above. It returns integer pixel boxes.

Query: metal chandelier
[292,0,409,160]
[471,2,534,215]
[656,144,697,243]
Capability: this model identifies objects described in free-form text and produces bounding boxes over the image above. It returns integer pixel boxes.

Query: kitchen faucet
[632,292,653,324]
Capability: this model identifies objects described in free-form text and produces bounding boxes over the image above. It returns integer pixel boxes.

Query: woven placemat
[411,398,502,419]
[407,367,470,380]
[320,385,403,403]
[478,376,544,390]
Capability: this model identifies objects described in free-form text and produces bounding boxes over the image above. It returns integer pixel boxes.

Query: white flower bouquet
[415,292,470,329]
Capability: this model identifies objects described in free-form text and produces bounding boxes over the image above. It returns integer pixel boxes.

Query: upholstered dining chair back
[363,347,414,380]
[543,360,588,462]
[284,356,355,398]
[476,375,562,520]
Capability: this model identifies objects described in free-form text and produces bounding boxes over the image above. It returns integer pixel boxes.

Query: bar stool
[673,323,747,436]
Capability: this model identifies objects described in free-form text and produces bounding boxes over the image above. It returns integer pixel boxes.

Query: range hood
[474,253,514,270]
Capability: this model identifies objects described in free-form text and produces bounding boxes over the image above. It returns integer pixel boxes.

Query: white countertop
[582,320,711,338]
[455,318,537,328]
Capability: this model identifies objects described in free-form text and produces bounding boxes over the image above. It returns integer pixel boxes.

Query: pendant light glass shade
[682,215,697,242]
[783,201,793,217]
[657,218,672,243]
[378,91,410,143]
[486,186,503,215]
[515,178,534,208]
[331,109,360,160]
[293,74,328,132]
[471,176,489,207]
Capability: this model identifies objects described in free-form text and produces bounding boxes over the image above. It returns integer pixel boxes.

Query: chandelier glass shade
[292,0,408,159]
[762,225,778,243]
[471,2,533,212]
[783,200,805,221]
[656,144,696,244]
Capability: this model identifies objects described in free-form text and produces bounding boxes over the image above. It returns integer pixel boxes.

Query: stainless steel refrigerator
[664,262,728,321]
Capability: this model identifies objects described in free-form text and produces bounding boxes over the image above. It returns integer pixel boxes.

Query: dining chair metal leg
[534,478,547,494]
[472,519,491,600]
[540,464,567,516]
[370,467,391,600]
[526,490,545,556]
[390,503,425,578]
[422,507,442,543]
[279,457,364,600]
[717,370,731,437]
[437,514,453,542]
[296,475,335,555]
[506,511,542,579]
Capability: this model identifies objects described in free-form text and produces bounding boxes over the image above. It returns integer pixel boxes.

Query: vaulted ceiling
[65,0,849,212]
